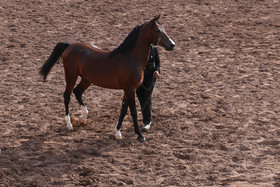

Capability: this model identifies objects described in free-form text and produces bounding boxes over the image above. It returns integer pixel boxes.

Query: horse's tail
[39,42,71,81]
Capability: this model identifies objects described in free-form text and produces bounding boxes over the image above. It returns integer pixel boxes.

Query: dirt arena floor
[1,0,280,186]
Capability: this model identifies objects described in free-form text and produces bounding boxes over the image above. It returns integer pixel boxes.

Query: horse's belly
[85,70,122,89]
[92,78,122,89]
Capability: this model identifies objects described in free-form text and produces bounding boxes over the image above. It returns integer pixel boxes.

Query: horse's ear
[150,14,160,27]
[152,14,160,22]
[155,14,160,21]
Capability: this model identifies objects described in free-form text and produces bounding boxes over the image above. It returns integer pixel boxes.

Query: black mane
[109,25,142,58]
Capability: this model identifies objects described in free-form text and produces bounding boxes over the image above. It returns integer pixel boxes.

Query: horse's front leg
[115,99,129,139]
[126,90,146,143]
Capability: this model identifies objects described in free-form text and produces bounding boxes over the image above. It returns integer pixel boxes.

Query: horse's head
[148,15,175,51]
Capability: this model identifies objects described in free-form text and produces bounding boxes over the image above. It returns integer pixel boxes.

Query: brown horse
[39,15,175,142]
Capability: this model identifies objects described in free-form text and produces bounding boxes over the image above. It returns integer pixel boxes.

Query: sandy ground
[1,0,280,186]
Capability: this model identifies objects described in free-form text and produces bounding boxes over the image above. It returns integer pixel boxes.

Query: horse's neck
[132,33,151,69]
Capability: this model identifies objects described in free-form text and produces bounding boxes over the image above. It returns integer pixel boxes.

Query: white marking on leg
[65,114,73,130]
[80,105,88,120]
[114,124,122,139]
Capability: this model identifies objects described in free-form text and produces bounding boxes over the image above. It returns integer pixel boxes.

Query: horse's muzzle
[166,39,175,51]
[168,43,175,51]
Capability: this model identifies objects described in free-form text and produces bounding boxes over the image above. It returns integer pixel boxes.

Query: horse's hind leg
[73,78,91,120]
[64,74,78,130]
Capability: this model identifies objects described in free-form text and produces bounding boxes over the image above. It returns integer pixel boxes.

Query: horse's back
[63,42,107,58]
[62,42,109,72]
[62,42,123,89]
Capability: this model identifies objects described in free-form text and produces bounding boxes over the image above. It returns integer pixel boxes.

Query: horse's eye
[156,29,161,33]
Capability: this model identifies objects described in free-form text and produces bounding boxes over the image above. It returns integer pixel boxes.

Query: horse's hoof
[137,136,146,143]
[79,116,87,121]
[79,117,87,124]
[79,113,88,121]
[67,124,73,130]
[115,131,122,140]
